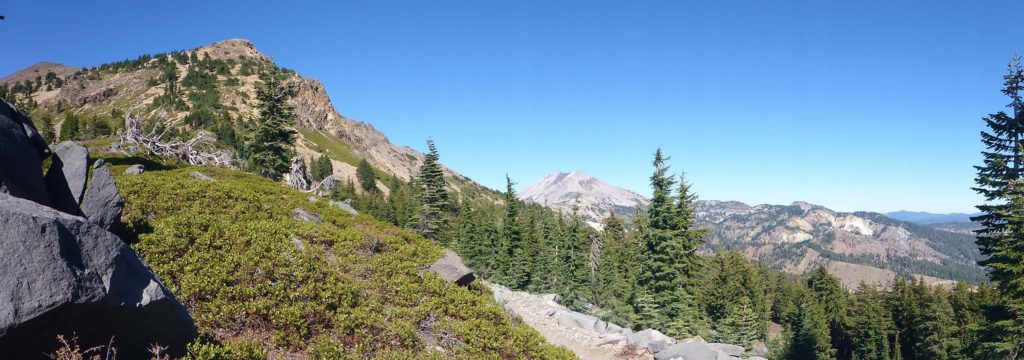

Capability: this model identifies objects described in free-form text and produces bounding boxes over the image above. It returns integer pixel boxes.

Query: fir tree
[59,113,79,141]
[594,213,638,327]
[309,154,334,182]
[414,139,451,241]
[495,176,530,288]
[806,267,852,359]
[787,298,836,360]
[356,158,377,192]
[635,148,706,331]
[247,69,296,180]
[849,283,892,360]
[717,296,761,348]
[972,54,1024,359]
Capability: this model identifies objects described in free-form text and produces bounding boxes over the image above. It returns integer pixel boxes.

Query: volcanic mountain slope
[519,171,649,228]
[1,39,499,202]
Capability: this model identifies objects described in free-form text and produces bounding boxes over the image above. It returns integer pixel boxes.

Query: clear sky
[2,0,1020,213]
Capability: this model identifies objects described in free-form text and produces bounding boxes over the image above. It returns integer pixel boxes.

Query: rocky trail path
[487,282,650,360]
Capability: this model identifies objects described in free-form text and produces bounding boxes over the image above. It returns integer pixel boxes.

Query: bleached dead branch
[114,115,235,168]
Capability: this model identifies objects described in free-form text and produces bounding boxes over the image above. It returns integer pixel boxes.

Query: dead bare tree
[114,115,235,168]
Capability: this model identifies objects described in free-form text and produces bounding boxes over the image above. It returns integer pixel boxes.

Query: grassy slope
[105,155,573,359]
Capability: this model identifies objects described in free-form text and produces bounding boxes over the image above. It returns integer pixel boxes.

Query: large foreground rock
[0,99,50,205]
[631,328,675,353]
[427,250,476,286]
[0,193,196,358]
[81,159,125,230]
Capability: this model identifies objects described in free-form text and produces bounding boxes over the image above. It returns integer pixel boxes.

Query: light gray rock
[595,333,625,346]
[427,250,475,286]
[709,343,744,356]
[190,170,216,182]
[330,199,358,215]
[543,308,557,317]
[557,313,580,329]
[80,160,125,230]
[43,141,90,215]
[568,312,602,332]
[605,322,624,334]
[629,328,676,353]
[540,293,561,304]
[0,99,51,206]
[747,357,768,360]
[293,208,322,222]
[654,342,721,360]
[123,164,145,175]
[0,193,195,358]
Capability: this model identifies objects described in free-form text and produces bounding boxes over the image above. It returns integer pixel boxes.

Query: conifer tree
[718,296,761,348]
[787,299,836,360]
[356,158,377,192]
[247,69,296,180]
[635,148,706,331]
[807,267,852,359]
[529,212,564,293]
[915,292,957,360]
[972,54,1024,359]
[849,283,892,360]
[309,154,333,182]
[414,139,450,241]
[495,176,530,288]
[594,214,638,327]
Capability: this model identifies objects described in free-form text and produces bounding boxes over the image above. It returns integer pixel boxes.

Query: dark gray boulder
[0,99,51,206]
[0,193,195,358]
[124,164,145,175]
[44,141,90,215]
[81,159,125,230]
[427,250,475,286]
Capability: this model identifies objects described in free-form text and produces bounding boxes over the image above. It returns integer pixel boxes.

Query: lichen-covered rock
[0,193,195,358]
[81,159,125,230]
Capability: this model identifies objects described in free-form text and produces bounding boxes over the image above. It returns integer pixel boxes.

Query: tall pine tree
[972,54,1024,359]
[247,69,296,180]
[414,139,450,241]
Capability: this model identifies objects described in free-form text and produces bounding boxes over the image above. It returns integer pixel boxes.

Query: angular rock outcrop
[0,193,196,358]
[655,342,727,360]
[44,141,90,215]
[81,159,125,230]
[330,199,359,215]
[0,99,51,205]
[427,250,475,286]
[293,208,322,223]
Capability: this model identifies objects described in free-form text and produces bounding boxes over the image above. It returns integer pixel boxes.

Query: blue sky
[1,0,1019,213]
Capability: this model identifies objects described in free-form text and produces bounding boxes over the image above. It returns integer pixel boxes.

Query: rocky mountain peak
[520,171,648,227]
[194,38,270,62]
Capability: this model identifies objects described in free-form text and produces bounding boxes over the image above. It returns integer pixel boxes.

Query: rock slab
[0,193,196,358]
[81,159,125,230]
